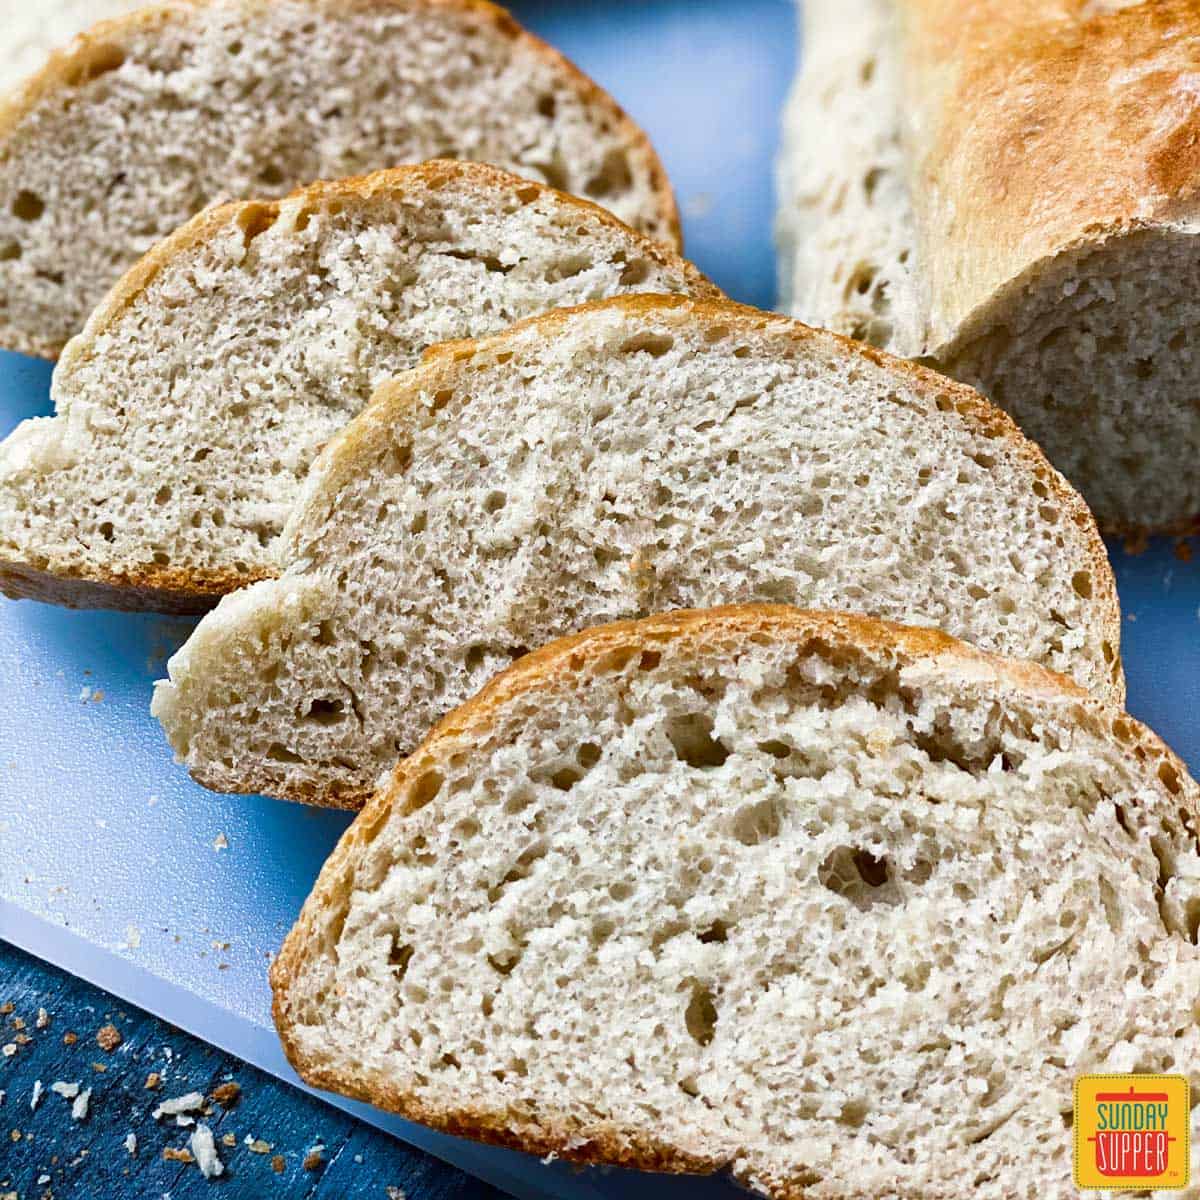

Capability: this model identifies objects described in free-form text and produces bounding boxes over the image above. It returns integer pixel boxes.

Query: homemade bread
[0,0,145,95]
[152,296,1123,808]
[0,0,679,359]
[0,161,715,612]
[272,605,1200,1199]
[778,0,1200,532]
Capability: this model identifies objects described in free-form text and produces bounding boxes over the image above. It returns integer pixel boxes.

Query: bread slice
[271,604,1200,1198]
[0,1,146,95]
[0,0,679,360]
[0,161,715,613]
[777,0,1200,533]
[152,295,1123,808]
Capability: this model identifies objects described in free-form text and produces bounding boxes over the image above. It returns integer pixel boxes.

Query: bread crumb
[10,1018,23,1032]
[78,686,92,702]
[0,1004,11,1016]
[29,1081,42,1111]
[92,1062,108,1073]
[63,1031,77,1046]
[221,1132,236,1147]
[212,832,229,851]
[271,1154,285,1173]
[210,1081,240,1109]
[145,1072,161,1090]
[50,1082,79,1099]
[303,1148,323,1171]
[71,1088,91,1121]
[35,1009,49,1030]
[163,1147,194,1164]
[153,1092,204,1120]
[387,1189,407,1200]
[1,1045,15,1058]
[246,1136,272,1153]
[96,1023,122,1052]
[124,1132,136,1155]
[191,1124,224,1179]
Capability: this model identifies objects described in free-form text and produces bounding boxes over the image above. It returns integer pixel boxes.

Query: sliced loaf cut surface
[152,296,1123,808]
[272,605,1200,1199]
[0,0,679,359]
[0,161,715,612]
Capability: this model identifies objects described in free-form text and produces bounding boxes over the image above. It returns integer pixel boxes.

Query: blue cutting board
[2,1,1198,1196]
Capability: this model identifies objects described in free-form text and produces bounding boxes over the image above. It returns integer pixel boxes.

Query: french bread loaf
[778,0,1200,533]
[0,161,715,612]
[272,605,1200,1199]
[152,296,1123,809]
[0,0,679,359]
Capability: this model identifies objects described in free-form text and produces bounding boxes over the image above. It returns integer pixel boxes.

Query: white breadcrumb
[125,1132,137,1156]
[190,1125,224,1179]
[212,833,228,852]
[50,1081,79,1098]
[29,1080,42,1111]
[71,1089,91,1121]
[153,1092,205,1120]
[1,1044,15,1057]
[35,1009,49,1029]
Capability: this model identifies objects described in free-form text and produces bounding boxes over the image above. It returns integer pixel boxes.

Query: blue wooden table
[0,941,507,1200]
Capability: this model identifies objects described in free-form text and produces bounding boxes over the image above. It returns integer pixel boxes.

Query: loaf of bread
[778,0,1200,533]
[0,0,678,359]
[272,605,1200,1199]
[0,161,714,613]
[152,295,1122,809]
[0,0,144,94]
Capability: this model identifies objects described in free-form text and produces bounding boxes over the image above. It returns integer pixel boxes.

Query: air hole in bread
[550,767,582,791]
[388,939,414,979]
[260,163,285,187]
[757,739,792,759]
[154,486,172,506]
[684,981,717,1045]
[619,259,651,286]
[0,241,21,261]
[621,332,675,357]
[267,742,302,763]
[483,491,507,514]
[65,43,125,86]
[732,798,782,847]
[236,204,276,247]
[697,920,729,944]
[305,698,345,726]
[1159,761,1182,795]
[585,149,633,200]
[314,620,337,646]
[488,947,521,976]
[408,770,444,811]
[12,191,44,222]
[577,743,602,769]
[536,93,557,118]
[819,846,895,909]
[666,713,729,769]
[863,168,884,201]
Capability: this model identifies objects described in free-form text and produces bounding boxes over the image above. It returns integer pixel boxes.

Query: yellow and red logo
[1074,1075,1190,1190]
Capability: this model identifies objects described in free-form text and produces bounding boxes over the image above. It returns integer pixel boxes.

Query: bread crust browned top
[270,603,1189,1194]
[894,0,1200,351]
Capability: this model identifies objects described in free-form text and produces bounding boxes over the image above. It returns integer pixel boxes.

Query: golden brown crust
[894,0,1200,350]
[335,294,1122,708]
[0,555,263,614]
[270,604,1188,1186]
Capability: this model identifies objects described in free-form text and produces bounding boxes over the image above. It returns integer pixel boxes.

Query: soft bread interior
[153,297,1121,808]
[0,0,676,357]
[272,608,1200,1200]
[0,163,709,609]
